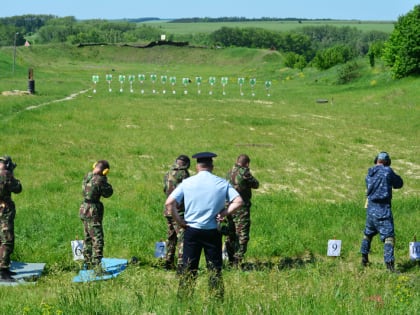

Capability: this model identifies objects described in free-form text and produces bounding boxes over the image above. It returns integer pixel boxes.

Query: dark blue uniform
[360,156,403,269]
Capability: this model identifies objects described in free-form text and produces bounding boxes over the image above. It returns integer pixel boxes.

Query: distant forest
[1,10,418,78]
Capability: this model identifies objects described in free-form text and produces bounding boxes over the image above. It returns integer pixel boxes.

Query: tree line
[1,5,419,79]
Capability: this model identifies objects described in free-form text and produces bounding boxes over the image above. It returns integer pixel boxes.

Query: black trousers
[179,227,224,299]
[182,227,223,272]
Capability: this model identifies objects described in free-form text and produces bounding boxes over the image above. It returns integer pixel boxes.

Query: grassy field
[0,44,419,314]
[143,20,395,35]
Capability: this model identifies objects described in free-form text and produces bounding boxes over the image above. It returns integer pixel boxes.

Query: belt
[84,199,99,203]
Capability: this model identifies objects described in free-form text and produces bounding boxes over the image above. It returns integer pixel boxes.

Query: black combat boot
[361,254,369,267]
[386,261,395,272]
[0,268,16,282]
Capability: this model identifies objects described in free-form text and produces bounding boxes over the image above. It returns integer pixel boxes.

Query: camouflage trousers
[0,206,15,269]
[360,205,395,263]
[80,203,104,266]
[165,216,184,270]
[225,207,251,263]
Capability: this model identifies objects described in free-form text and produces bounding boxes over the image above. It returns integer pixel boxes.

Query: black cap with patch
[192,152,217,164]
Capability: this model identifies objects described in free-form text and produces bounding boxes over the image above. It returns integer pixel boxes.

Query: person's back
[366,164,403,205]
[181,171,231,229]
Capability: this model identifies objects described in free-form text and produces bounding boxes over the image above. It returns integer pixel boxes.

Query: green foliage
[283,52,307,70]
[367,40,385,67]
[336,60,361,84]
[313,44,357,70]
[383,5,420,78]
[210,26,312,54]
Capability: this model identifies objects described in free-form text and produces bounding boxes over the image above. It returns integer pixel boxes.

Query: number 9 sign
[327,239,342,257]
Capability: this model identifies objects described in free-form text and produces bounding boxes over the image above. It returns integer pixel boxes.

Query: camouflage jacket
[0,169,22,208]
[227,164,259,206]
[163,164,189,216]
[82,172,113,203]
[366,165,403,204]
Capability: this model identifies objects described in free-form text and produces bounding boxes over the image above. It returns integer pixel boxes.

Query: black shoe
[0,270,16,282]
[1,269,17,276]
[361,254,369,267]
[386,261,395,272]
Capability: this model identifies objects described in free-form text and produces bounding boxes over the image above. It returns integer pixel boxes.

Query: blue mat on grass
[73,258,128,282]
[0,261,46,286]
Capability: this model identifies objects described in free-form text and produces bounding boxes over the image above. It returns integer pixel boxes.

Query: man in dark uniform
[360,152,403,272]
[165,152,243,300]
[0,156,22,282]
[79,160,113,273]
[163,155,190,272]
[225,154,259,267]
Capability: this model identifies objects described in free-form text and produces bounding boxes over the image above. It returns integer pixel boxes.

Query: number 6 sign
[71,240,84,261]
[327,239,342,257]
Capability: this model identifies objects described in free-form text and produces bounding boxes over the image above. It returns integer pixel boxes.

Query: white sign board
[409,242,420,260]
[154,241,166,258]
[327,239,342,257]
[71,240,84,261]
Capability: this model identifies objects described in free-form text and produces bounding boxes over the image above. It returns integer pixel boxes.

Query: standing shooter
[163,155,190,272]
[0,156,22,282]
[360,152,403,272]
[79,160,113,274]
[225,154,259,267]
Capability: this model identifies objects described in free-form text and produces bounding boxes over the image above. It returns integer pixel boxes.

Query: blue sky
[2,0,418,20]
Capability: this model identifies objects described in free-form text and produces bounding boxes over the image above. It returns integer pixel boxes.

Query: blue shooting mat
[0,261,46,286]
[73,258,128,283]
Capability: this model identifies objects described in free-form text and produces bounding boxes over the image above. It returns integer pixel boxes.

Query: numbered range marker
[106,74,113,92]
[71,240,84,261]
[265,80,272,96]
[138,74,146,94]
[250,78,256,97]
[238,77,245,96]
[92,75,99,93]
[409,242,420,261]
[119,75,126,92]
[170,76,176,94]
[154,241,166,258]
[161,75,167,94]
[209,76,216,95]
[327,239,342,257]
[221,77,228,95]
[196,76,202,94]
[182,77,190,94]
[150,74,157,94]
[128,75,135,93]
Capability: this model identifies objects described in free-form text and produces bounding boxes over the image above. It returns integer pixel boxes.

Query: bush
[336,61,360,84]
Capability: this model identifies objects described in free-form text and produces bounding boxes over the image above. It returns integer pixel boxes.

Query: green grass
[143,20,395,35]
[0,44,419,314]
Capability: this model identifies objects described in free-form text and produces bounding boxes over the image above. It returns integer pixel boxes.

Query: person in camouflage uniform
[224,154,259,267]
[0,156,22,282]
[163,155,190,272]
[360,152,403,272]
[79,160,113,272]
